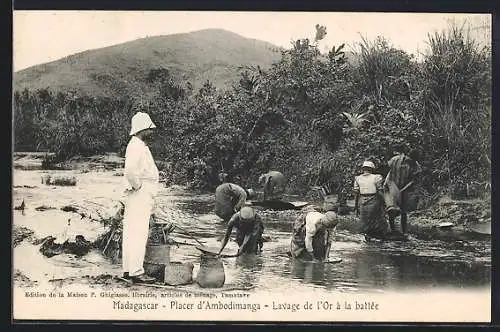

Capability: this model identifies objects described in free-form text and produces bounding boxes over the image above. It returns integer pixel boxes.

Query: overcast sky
[13,11,491,72]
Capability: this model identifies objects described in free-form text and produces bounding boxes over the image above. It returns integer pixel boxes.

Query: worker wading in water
[384,147,422,238]
[354,161,387,241]
[121,111,161,284]
[214,179,254,223]
[259,171,286,201]
[218,207,264,255]
[289,209,338,262]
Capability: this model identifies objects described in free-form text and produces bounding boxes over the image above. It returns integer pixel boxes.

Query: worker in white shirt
[121,111,161,284]
[289,209,338,262]
[354,160,387,241]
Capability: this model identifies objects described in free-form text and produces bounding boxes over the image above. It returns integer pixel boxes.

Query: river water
[12,169,491,295]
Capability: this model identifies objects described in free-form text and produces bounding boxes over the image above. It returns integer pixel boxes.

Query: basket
[164,262,194,286]
[144,244,171,280]
[144,262,166,280]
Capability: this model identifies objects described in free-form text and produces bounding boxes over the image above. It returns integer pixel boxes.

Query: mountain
[13,29,283,99]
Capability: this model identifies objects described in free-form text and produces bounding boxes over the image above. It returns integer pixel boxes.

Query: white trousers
[122,187,155,276]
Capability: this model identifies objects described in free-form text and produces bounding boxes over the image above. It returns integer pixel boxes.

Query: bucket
[144,244,171,279]
[196,254,225,288]
[143,223,171,279]
[164,262,194,286]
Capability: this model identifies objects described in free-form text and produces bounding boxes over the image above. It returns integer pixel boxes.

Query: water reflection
[350,249,397,288]
[166,192,492,292]
[290,261,326,285]
[230,254,264,289]
[386,254,491,288]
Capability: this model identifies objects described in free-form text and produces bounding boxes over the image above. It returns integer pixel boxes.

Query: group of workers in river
[120,111,421,283]
[214,153,421,261]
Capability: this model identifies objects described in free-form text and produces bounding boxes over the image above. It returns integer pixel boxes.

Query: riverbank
[332,196,491,242]
[13,151,491,244]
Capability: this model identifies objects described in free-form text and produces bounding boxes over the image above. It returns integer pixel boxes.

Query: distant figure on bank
[259,171,286,201]
[214,182,254,223]
[289,209,338,262]
[354,160,387,241]
[122,111,159,284]
[384,147,422,237]
[218,207,264,255]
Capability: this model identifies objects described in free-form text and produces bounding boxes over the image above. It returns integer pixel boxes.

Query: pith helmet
[362,161,375,169]
[129,112,156,136]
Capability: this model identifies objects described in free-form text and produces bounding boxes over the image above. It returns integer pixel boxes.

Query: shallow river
[12,169,491,295]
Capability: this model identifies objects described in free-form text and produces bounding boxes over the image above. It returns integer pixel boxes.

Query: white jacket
[124,136,159,196]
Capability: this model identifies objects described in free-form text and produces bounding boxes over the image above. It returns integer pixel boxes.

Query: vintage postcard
[12,11,492,322]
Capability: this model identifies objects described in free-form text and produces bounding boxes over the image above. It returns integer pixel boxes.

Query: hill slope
[13,29,282,98]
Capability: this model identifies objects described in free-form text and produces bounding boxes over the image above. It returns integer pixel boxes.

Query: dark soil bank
[335,197,491,242]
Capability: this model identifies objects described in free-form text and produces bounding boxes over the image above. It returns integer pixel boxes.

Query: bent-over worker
[289,210,338,262]
[259,171,286,201]
[121,111,159,284]
[214,182,254,223]
[384,147,422,237]
[354,160,387,241]
[218,207,264,255]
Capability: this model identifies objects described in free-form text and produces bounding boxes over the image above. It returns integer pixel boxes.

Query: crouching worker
[289,210,338,262]
[214,182,254,223]
[259,171,286,201]
[354,160,387,241]
[218,207,264,256]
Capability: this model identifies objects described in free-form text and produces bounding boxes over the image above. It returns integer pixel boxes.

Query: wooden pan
[195,245,239,258]
[280,253,342,264]
[326,257,343,264]
[250,200,309,211]
[469,222,491,235]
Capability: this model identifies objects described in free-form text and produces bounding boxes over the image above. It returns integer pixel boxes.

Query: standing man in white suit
[121,111,159,284]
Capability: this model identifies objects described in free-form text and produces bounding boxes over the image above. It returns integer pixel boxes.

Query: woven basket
[164,262,194,286]
[144,244,170,279]
[144,262,166,280]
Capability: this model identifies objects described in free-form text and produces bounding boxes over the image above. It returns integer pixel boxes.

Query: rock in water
[196,254,225,288]
[13,226,34,247]
[41,174,77,186]
[39,237,64,257]
[39,235,92,258]
[67,235,92,256]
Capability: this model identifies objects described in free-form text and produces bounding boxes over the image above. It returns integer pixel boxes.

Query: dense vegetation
[13,24,491,205]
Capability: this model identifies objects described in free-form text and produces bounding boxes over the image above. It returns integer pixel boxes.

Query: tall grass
[419,24,491,195]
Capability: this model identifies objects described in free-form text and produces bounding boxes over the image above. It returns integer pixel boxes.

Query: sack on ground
[196,254,225,288]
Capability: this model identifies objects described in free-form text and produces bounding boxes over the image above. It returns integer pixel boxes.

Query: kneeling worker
[218,207,264,256]
[289,209,338,262]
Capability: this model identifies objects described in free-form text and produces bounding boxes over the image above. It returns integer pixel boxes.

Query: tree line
[13,24,491,204]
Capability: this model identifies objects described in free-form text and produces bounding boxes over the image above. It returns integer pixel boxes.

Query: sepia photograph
[12,11,492,322]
